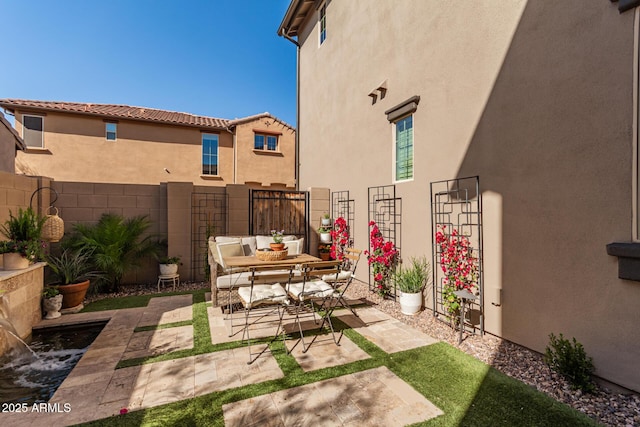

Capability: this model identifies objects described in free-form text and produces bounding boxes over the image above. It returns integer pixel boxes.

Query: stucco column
[307,187,330,256]
[226,184,250,236]
[167,182,193,281]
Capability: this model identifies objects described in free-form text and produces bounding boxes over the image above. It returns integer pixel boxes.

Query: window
[106,123,117,141]
[202,133,218,175]
[254,133,278,151]
[319,2,327,45]
[23,115,43,148]
[394,115,414,182]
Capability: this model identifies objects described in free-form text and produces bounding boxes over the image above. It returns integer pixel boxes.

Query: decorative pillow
[282,235,297,242]
[241,236,257,256]
[256,235,273,250]
[284,238,305,255]
[215,240,244,271]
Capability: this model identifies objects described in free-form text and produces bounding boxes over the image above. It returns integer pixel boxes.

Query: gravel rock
[343,280,640,427]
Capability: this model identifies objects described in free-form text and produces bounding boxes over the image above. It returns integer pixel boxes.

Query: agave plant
[64,213,161,292]
[46,248,103,286]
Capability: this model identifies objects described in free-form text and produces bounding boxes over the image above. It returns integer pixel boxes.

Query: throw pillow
[215,240,244,271]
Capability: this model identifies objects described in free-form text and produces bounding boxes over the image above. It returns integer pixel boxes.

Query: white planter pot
[399,291,423,315]
[321,218,331,226]
[159,263,178,275]
[320,233,332,243]
[43,294,63,319]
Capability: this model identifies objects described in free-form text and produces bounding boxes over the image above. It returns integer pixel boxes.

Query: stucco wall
[293,0,640,391]
[12,112,295,189]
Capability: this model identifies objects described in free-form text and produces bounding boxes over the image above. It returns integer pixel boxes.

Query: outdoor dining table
[221,253,321,334]
[222,253,321,270]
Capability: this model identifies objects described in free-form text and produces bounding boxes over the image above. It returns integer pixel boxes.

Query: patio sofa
[207,235,306,306]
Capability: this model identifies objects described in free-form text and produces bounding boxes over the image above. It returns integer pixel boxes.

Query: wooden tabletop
[223,253,320,269]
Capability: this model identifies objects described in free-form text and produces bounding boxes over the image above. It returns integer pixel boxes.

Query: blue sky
[0,1,297,126]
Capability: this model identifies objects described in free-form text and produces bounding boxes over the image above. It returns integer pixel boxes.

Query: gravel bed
[344,280,640,427]
[87,280,639,426]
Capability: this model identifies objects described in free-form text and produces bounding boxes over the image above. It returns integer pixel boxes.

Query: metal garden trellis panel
[191,192,228,281]
[331,190,355,247]
[367,185,402,299]
[430,176,484,336]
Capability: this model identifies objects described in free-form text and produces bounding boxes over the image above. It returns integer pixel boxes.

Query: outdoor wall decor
[430,176,484,336]
[367,185,402,298]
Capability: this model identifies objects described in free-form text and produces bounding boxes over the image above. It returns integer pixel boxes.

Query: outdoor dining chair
[236,264,295,364]
[286,260,342,353]
[319,248,362,317]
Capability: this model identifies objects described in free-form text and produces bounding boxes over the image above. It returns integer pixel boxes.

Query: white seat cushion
[321,270,352,282]
[287,280,334,300]
[216,269,303,289]
[238,283,289,308]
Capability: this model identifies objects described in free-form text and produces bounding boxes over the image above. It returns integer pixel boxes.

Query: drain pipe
[279,30,300,190]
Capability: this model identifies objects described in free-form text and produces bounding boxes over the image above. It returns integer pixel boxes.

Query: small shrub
[544,333,595,393]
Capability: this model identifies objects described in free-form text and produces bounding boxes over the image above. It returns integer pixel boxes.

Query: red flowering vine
[364,221,398,296]
[435,225,479,316]
[330,217,351,261]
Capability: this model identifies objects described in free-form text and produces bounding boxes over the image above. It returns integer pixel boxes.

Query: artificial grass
[81,289,201,313]
[78,291,598,427]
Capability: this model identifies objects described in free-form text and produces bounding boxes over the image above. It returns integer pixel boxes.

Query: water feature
[0,322,106,404]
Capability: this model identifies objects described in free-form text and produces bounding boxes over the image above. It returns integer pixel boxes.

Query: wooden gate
[249,190,309,251]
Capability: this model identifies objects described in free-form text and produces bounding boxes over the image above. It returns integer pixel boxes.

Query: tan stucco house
[0,112,25,173]
[279,0,640,392]
[0,99,296,189]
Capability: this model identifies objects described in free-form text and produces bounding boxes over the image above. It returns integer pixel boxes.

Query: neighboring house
[279,0,640,392]
[0,112,25,173]
[0,99,296,188]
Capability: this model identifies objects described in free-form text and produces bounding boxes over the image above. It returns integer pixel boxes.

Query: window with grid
[394,115,414,181]
[254,133,278,151]
[106,122,117,141]
[202,133,218,175]
[23,115,44,148]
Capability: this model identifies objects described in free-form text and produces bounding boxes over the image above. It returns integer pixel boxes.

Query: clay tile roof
[0,99,229,130]
[228,112,295,131]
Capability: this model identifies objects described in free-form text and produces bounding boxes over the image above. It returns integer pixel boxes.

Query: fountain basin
[0,262,46,356]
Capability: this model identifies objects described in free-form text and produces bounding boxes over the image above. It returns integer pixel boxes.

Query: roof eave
[0,102,228,132]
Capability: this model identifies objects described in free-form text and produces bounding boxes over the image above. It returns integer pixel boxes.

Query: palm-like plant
[65,213,161,292]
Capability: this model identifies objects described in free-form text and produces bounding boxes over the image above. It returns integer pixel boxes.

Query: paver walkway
[3,293,442,426]
[223,366,444,426]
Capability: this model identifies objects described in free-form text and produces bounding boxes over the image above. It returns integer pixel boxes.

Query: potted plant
[394,256,431,315]
[158,255,181,275]
[0,207,46,269]
[42,286,62,319]
[318,226,332,243]
[318,243,332,261]
[45,248,103,310]
[270,229,285,251]
[321,213,331,226]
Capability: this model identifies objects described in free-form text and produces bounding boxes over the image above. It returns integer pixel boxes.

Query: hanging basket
[42,206,64,242]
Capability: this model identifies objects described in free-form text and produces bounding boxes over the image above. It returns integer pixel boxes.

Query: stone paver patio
[3,293,442,426]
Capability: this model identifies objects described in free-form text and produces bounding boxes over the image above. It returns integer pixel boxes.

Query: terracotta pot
[319,252,331,261]
[270,243,285,251]
[3,253,30,270]
[58,280,90,309]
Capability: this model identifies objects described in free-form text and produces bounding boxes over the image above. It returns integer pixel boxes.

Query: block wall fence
[0,172,329,286]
